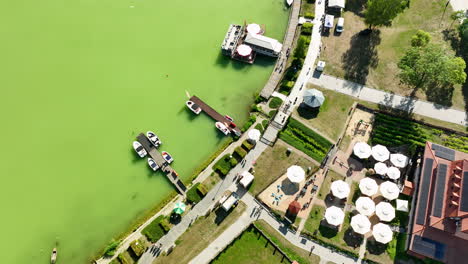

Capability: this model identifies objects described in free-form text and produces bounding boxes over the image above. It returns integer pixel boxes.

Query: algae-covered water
[0,0,288,263]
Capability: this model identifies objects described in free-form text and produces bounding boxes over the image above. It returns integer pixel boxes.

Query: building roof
[287,201,301,215]
[240,171,254,188]
[328,0,345,8]
[244,33,282,53]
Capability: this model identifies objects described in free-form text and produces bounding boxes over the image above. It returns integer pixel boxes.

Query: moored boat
[51,248,57,264]
[215,122,230,136]
[186,100,202,115]
[147,158,159,171]
[286,0,293,6]
[224,115,234,122]
[162,151,174,164]
[146,131,162,147]
[133,141,147,158]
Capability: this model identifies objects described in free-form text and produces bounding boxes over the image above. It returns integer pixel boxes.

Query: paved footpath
[310,74,467,126]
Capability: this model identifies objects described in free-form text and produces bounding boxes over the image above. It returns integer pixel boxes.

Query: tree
[398,44,466,89]
[410,30,431,47]
[364,0,406,29]
[450,10,465,28]
[459,19,468,57]
[294,36,308,59]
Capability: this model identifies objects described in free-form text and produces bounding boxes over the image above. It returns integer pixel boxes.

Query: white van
[336,17,344,33]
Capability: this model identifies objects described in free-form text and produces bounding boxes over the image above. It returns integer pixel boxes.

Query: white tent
[350,214,371,234]
[390,154,409,168]
[396,199,409,212]
[246,23,262,35]
[372,223,393,244]
[239,171,254,188]
[386,166,401,180]
[324,15,335,28]
[287,165,305,183]
[331,180,350,199]
[379,181,400,200]
[356,197,376,216]
[248,129,261,142]
[372,145,390,162]
[374,162,388,175]
[325,206,345,226]
[359,178,378,196]
[376,202,395,222]
[328,0,345,8]
[353,142,372,159]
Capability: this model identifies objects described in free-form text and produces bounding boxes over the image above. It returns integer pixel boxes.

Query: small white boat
[162,151,174,164]
[147,158,159,171]
[224,115,234,122]
[216,122,231,136]
[51,248,57,264]
[186,100,202,115]
[286,0,293,7]
[146,131,161,147]
[133,141,147,158]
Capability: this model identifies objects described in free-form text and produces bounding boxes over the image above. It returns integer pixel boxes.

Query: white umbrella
[287,165,305,183]
[359,178,378,196]
[325,206,345,226]
[372,223,393,244]
[247,129,261,142]
[390,154,409,168]
[350,214,371,234]
[237,44,252,57]
[372,145,390,162]
[376,202,395,222]
[246,23,262,35]
[353,142,372,159]
[396,199,409,212]
[374,162,388,175]
[355,197,376,216]
[386,166,401,180]
[379,181,400,200]
[331,180,350,199]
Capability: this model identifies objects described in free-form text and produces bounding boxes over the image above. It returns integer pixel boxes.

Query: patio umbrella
[396,199,409,212]
[355,197,376,216]
[386,166,401,180]
[379,181,400,200]
[331,180,350,199]
[287,165,305,183]
[375,202,395,222]
[359,178,378,196]
[303,89,325,108]
[173,202,186,215]
[390,154,409,168]
[353,142,372,159]
[374,162,388,175]
[350,214,371,235]
[325,206,345,226]
[371,145,390,162]
[247,23,262,35]
[236,44,252,57]
[248,129,261,142]
[372,223,393,244]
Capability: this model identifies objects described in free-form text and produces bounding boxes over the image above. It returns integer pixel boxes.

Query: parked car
[336,17,344,33]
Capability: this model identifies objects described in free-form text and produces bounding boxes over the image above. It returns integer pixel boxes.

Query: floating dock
[189,95,242,136]
[136,133,187,196]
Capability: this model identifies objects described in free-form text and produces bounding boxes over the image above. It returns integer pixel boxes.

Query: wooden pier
[189,95,242,136]
[136,133,187,196]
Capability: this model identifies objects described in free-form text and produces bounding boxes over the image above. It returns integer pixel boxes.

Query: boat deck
[136,133,187,196]
[189,95,242,136]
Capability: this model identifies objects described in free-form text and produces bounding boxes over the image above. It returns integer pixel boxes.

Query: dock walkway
[259,0,300,99]
[136,134,187,196]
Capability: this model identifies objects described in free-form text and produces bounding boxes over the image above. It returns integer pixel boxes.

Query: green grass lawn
[295,85,355,141]
[317,170,345,200]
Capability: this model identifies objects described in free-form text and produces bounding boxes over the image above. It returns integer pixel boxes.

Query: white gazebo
[356,197,376,216]
[374,162,388,175]
[247,129,261,142]
[386,166,401,180]
[372,145,390,162]
[350,214,371,235]
[353,142,372,159]
[372,223,393,244]
[359,178,378,196]
[396,199,409,212]
[379,181,400,200]
[287,165,305,183]
[376,202,395,222]
[331,180,350,199]
[325,206,345,226]
[390,154,409,168]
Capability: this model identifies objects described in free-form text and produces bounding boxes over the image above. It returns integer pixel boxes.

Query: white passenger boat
[146,131,161,147]
[147,158,159,171]
[286,0,293,7]
[162,151,174,164]
[215,122,230,136]
[186,100,202,114]
[133,141,147,158]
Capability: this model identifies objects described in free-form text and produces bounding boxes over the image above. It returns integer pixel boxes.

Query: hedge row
[371,114,427,148]
[287,118,332,149]
[279,130,326,162]
[142,215,167,242]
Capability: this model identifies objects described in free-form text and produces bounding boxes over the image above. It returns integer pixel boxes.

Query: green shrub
[241,115,257,132]
[213,154,233,176]
[268,109,278,118]
[159,217,172,233]
[197,183,208,197]
[103,240,120,257]
[234,146,248,159]
[262,119,269,128]
[254,123,264,133]
[269,97,283,109]
[301,22,313,34]
[229,157,238,167]
[250,104,260,112]
[254,93,266,103]
[294,35,308,59]
[304,12,315,19]
[129,239,146,257]
[118,253,129,264]
[242,140,254,151]
[187,183,203,203]
[142,215,166,242]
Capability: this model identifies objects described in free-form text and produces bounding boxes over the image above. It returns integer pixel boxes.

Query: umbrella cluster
[355,197,375,216]
[379,181,400,200]
[372,223,393,244]
[325,206,345,226]
[359,178,378,196]
[376,202,395,222]
[372,145,390,162]
[351,214,371,234]
[353,142,372,159]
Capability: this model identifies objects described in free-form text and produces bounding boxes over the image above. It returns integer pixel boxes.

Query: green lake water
[0,0,288,263]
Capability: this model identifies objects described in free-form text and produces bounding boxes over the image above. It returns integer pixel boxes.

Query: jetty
[136,133,187,196]
[189,95,242,136]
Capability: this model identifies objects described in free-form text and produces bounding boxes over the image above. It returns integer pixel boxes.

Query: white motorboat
[162,151,174,164]
[51,248,57,264]
[286,0,293,7]
[215,122,230,136]
[147,158,159,171]
[146,131,161,147]
[133,141,147,158]
[186,100,202,114]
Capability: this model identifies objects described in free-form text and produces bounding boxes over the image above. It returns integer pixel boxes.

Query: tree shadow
[319,223,339,238]
[366,238,388,255]
[377,93,415,118]
[425,83,454,107]
[342,30,381,85]
[343,228,364,248]
[442,28,461,55]
[345,0,367,17]
[214,207,230,225]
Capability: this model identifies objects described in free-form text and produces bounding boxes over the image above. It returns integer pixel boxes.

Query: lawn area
[250,141,316,195]
[319,0,465,110]
[152,202,246,264]
[294,85,355,141]
[255,220,321,264]
[303,205,324,235]
[317,170,345,200]
[300,0,315,17]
